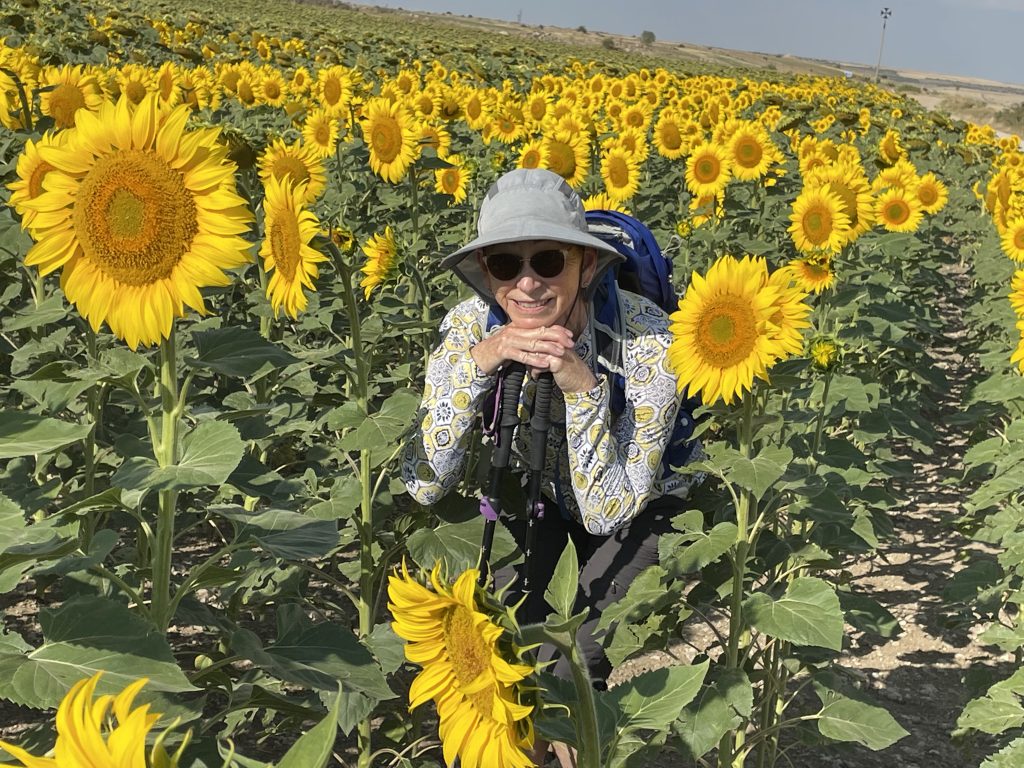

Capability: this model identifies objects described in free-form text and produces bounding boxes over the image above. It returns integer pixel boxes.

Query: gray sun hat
[441,168,624,304]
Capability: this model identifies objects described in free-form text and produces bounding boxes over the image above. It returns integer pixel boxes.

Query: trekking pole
[478,362,527,587]
[522,371,554,593]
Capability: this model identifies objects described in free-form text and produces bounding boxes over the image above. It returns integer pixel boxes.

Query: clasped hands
[470,324,598,394]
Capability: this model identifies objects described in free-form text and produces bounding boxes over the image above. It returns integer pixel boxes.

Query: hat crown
[477,168,586,241]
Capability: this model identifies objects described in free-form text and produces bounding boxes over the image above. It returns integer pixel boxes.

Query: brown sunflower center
[735,137,762,168]
[1015,229,1024,251]
[314,120,332,147]
[272,156,311,185]
[28,161,55,199]
[694,155,721,184]
[264,81,281,101]
[237,80,256,106]
[521,148,542,169]
[696,295,758,368]
[74,150,197,286]
[268,211,300,281]
[803,204,834,245]
[323,77,343,106]
[48,83,86,129]
[370,117,402,163]
[918,185,938,206]
[443,605,493,717]
[607,156,630,188]
[547,141,575,179]
[885,200,910,225]
[440,169,460,195]
[659,123,682,150]
[124,80,148,105]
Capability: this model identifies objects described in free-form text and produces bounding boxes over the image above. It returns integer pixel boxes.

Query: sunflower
[807,335,842,373]
[316,64,355,116]
[435,154,470,205]
[258,68,289,108]
[0,672,187,768]
[20,95,252,349]
[260,177,326,319]
[728,123,777,181]
[302,107,341,158]
[258,138,326,204]
[915,172,948,214]
[788,186,850,254]
[765,266,813,357]
[360,97,418,184]
[878,129,905,165]
[583,191,631,215]
[875,188,923,233]
[360,226,398,299]
[8,131,66,233]
[114,63,154,106]
[491,104,527,145]
[516,139,547,170]
[154,61,183,108]
[388,561,534,768]
[668,255,789,405]
[805,163,875,241]
[1011,323,1024,373]
[37,64,106,130]
[685,142,732,199]
[543,133,589,188]
[652,109,688,160]
[600,146,640,203]
[1001,218,1024,263]
[788,256,836,294]
[416,121,451,159]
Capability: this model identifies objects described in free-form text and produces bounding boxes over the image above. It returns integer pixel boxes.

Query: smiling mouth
[512,298,552,310]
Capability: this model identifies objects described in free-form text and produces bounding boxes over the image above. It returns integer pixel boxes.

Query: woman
[402,168,702,763]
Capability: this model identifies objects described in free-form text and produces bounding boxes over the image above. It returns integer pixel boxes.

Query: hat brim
[441,222,625,305]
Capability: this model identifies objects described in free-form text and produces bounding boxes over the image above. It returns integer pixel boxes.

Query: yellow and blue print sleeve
[401,298,495,505]
[562,296,682,535]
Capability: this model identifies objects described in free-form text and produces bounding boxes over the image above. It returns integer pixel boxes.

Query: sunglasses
[483,248,569,281]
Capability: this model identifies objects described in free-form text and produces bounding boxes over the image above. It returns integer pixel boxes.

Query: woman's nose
[516,270,542,291]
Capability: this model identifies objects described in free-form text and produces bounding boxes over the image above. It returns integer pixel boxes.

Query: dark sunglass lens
[531,250,565,278]
[485,253,521,281]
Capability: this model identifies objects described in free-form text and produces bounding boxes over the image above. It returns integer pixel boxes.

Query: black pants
[494,495,680,688]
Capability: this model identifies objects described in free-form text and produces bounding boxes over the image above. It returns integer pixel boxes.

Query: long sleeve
[562,296,683,535]
[402,299,496,505]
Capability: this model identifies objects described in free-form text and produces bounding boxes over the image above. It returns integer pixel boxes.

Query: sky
[361,0,1022,86]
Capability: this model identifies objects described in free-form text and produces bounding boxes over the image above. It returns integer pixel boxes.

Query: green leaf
[0,596,195,709]
[959,669,1024,735]
[661,522,738,576]
[112,421,244,493]
[2,294,67,331]
[406,516,517,575]
[944,559,1003,604]
[0,412,92,459]
[216,506,340,559]
[816,695,909,749]
[744,577,843,650]
[188,327,298,377]
[982,735,1024,767]
[707,444,792,501]
[338,389,419,452]
[676,668,753,761]
[545,541,579,619]
[276,687,342,768]
[603,661,708,732]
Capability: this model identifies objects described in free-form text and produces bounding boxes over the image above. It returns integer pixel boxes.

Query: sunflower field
[1,0,1024,766]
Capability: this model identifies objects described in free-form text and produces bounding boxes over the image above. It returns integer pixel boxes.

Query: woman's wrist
[469,338,499,376]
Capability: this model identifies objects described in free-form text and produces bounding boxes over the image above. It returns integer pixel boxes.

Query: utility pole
[873,7,892,83]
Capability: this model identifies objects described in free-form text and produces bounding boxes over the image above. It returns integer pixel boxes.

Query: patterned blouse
[401,292,703,535]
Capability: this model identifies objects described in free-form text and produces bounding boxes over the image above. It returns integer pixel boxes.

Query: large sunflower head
[302,107,341,159]
[875,188,924,233]
[260,176,327,319]
[788,186,851,255]
[38,64,107,130]
[652,109,688,160]
[728,122,777,181]
[668,255,788,405]
[788,255,836,294]
[20,94,253,349]
[915,172,949,214]
[360,97,418,184]
[1001,218,1024,263]
[542,133,589,187]
[434,154,470,205]
[258,137,326,204]
[685,141,732,199]
[600,145,640,203]
[388,561,535,768]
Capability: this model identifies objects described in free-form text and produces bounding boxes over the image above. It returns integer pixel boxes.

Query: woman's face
[479,240,597,330]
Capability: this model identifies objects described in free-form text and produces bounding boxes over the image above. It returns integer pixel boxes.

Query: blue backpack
[484,210,701,485]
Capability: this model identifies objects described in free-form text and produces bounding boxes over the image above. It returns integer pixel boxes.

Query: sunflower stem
[80,326,100,549]
[720,390,755,768]
[810,370,833,463]
[151,327,180,633]
[335,245,374,768]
